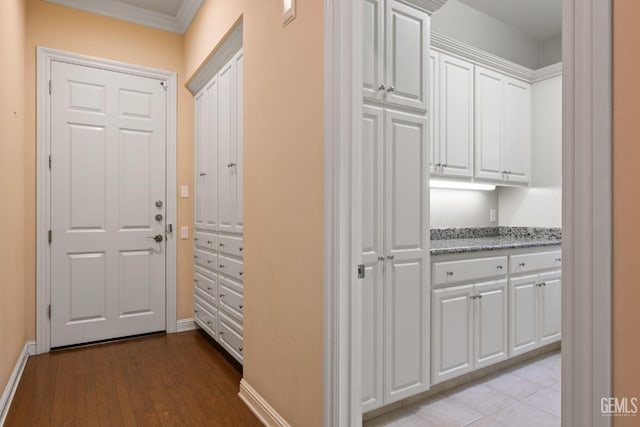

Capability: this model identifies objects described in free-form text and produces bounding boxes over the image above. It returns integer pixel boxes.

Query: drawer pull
[239,272,243,276]
[220,264,225,269]
[446,271,454,276]
[207,260,212,264]
[239,247,243,252]
[239,304,243,310]
[220,331,224,336]
[470,295,478,300]
[207,240,213,244]
[194,238,199,241]
[220,294,225,299]
[219,243,225,247]
[387,254,395,260]
[519,263,526,267]
[378,256,385,261]
[541,282,547,287]
[496,265,503,270]
[194,255,199,259]
[194,279,199,283]
[194,310,199,313]
[555,258,562,262]
[239,347,243,353]
[206,321,212,325]
[478,294,483,299]
[207,287,212,291]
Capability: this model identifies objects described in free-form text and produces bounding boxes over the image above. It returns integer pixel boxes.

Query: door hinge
[49,80,52,95]
[48,155,52,170]
[357,264,365,279]
[48,229,52,244]
[48,304,51,319]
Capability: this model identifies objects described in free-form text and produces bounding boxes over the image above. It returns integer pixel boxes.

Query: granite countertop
[430,227,561,256]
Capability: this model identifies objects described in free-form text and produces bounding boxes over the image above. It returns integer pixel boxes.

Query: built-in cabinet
[361,0,431,412]
[431,247,561,385]
[193,49,244,364]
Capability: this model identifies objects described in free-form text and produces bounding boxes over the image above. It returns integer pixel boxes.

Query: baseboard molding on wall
[176,319,196,333]
[239,379,291,427]
[0,342,32,426]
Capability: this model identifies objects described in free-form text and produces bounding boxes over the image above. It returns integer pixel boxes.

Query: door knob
[148,234,163,242]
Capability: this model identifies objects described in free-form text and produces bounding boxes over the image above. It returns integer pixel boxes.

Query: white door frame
[323,0,613,426]
[36,47,178,354]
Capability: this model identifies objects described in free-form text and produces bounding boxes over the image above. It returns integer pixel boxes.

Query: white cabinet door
[509,275,539,357]
[386,0,429,111]
[429,50,439,174]
[233,51,244,232]
[363,0,385,102]
[217,59,236,234]
[384,110,429,402]
[204,77,219,230]
[194,90,206,230]
[538,271,561,345]
[361,105,385,412]
[438,53,474,178]
[432,285,474,384]
[475,66,504,181]
[502,78,531,183]
[474,279,508,369]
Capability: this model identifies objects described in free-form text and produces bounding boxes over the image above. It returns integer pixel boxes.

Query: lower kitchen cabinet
[509,270,562,357]
[432,279,508,384]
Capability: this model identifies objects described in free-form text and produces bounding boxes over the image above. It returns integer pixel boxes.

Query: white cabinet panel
[363,0,385,102]
[474,279,508,369]
[503,78,531,183]
[429,50,439,174]
[386,0,429,110]
[475,67,504,181]
[204,77,219,230]
[432,284,474,384]
[361,262,384,412]
[509,275,538,357]
[538,271,561,345]
[219,234,244,258]
[510,250,562,274]
[194,91,206,229]
[432,256,507,286]
[217,60,234,234]
[219,312,243,363]
[219,283,243,324]
[437,53,474,178]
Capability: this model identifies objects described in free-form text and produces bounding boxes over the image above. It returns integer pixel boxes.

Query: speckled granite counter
[430,227,561,256]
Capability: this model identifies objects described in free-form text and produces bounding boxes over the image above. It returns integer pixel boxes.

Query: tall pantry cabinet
[193,49,245,364]
[361,0,430,412]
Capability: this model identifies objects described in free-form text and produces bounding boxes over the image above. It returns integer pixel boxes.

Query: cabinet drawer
[194,232,218,251]
[510,250,562,274]
[194,299,217,338]
[194,269,217,305]
[219,235,244,258]
[194,248,217,272]
[219,283,243,323]
[433,256,508,286]
[219,313,244,363]
[218,255,243,281]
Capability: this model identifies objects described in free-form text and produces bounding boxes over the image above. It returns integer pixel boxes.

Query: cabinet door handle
[378,84,386,91]
[387,85,395,93]
[387,254,395,260]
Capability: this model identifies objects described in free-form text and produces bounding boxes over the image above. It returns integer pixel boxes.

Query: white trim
[176,319,196,332]
[36,47,178,354]
[283,0,296,26]
[402,0,447,14]
[0,342,30,426]
[238,379,291,427]
[323,0,363,425]
[44,0,203,34]
[431,32,534,82]
[562,0,612,426]
[187,22,243,95]
[26,341,36,356]
[531,62,563,83]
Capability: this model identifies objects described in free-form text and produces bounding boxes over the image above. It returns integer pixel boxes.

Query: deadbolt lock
[155,200,163,208]
[155,214,163,222]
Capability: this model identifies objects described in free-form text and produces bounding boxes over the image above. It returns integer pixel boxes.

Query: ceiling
[45,0,203,34]
[458,0,562,41]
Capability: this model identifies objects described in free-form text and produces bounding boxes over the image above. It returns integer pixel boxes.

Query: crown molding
[402,0,448,14]
[45,0,203,34]
[431,32,535,82]
[531,62,563,83]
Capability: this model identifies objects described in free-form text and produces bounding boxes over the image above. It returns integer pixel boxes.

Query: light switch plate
[490,209,497,223]
[180,226,189,239]
[180,185,189,198]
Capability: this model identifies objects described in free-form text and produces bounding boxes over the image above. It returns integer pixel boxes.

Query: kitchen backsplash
[431,226,562,240]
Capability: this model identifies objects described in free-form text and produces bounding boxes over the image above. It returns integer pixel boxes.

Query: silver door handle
[147,234,163,242]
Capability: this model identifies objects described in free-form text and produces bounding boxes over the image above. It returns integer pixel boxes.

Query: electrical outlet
[490,209,497,223]
[180,226,189,239]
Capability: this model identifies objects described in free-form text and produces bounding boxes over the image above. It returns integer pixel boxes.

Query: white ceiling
[458,0,562,41]
[45,0,203,34]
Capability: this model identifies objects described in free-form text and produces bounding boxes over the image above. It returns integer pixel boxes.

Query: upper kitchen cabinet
[475,66,531,184]
[363,0,429,112]
[431,51,474,178]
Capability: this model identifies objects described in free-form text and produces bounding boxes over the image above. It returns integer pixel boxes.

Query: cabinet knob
[220,243,224,247]
[378,84,386,91]
[541,282,547,287]
[219,264,225,269]
[434,163,441,168]
[194,279,199,283]
[239,304,243,310]
[239,347,243,353]
[239,271,243,276]
[555,258,562,262]
[387,85,395,93]
[207,287,212,291]
[446,271,454,276]
[387,254,395,260]
[497,265,503,270]
[470,295,477,300]
[519,263,526,267]
[441,164,447,168]
[220,294,225,298]
[239,247,243,252]
[194,255,199,259]
[207,240,213,244]
[378,256,385,261]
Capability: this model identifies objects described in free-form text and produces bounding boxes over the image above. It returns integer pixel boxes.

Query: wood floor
[5,330,261,426]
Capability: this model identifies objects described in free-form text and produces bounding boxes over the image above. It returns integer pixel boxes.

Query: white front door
[50,61,167,348]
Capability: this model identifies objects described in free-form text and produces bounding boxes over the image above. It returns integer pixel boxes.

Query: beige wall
[0,0,27,395]
[613,1,640,424]
[184,1,324,425]
[23,0,196,338]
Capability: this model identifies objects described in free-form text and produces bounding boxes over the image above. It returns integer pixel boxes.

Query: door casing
[36,47,178,354]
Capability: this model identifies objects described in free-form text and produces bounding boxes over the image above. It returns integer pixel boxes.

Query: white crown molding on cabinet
[238,379,292,427]
[431,32,535,82]
[404,0,448,14]
[531,62,563,83]
[44,0,203,34]
[187,22,243,95]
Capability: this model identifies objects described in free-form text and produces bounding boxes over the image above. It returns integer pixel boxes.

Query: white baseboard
[239,379,291,427]
[26,341,36,356]
[0,342,31,426]
[177,318,197,333]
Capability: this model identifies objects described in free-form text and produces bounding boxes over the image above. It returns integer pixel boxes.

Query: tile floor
[364,351,561,427]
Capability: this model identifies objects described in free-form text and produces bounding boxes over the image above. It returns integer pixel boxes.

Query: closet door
[217,59,236,234]
[232,51,244,232]
[384,109,429,403]
[361,105,385,412]
[194,90,206,229]
[204,77,219,230]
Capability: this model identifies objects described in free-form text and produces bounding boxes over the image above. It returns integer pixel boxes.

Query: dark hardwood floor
[5,330,261,426]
